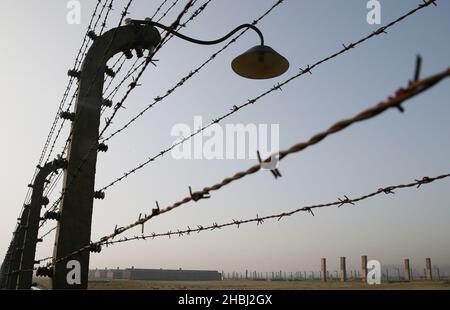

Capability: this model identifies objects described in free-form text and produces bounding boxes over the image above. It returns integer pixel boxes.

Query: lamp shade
[231,45,289,80]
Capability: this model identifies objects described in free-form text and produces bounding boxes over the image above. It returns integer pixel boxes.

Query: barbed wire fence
[48,63,450,264]
[17,0,107,225]
[0,0,116,288]
[0,0,194,287]
[38,0,214,232]
[32,0,279,256]
[30,0,195,256]
[32,171,450,263]
[35,0,138,236]
[1,0,448,289]
[95,0,435,194]
[102,173,450,246]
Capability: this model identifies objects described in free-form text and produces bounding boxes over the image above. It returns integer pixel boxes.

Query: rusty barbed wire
[98,0,436,192]
[51,63,450,264]
[93,66,450,245]
[100,173,450,246]
[100,0,284,146]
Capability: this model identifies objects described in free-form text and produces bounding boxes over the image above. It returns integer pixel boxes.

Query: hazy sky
[1,0,449,274]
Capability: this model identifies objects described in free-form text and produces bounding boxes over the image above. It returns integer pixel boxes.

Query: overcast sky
[1,0,449,273]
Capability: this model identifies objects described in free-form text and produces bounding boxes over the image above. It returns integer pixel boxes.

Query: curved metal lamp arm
[129,20,265,46]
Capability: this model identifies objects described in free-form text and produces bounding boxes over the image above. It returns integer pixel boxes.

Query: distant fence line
[222,257,449,283]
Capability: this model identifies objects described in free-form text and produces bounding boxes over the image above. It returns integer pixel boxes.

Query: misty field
[34,279,450,290]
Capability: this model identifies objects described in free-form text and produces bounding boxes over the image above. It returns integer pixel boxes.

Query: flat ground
[34,279,450,290]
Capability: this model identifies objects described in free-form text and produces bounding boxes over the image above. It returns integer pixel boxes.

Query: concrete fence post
[425,258,433,280]
[320,258,327,282]
[404,259,411,282]
[340,257,347,282]
[361,255,368,283]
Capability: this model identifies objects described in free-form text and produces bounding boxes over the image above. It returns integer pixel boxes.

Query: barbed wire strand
[38,227,57,241]
[98,0,437,192]
[102,173,450,246]
[152,0,171,21]
[41,1,119,195]
[93,0,110,31]
[20,0,106,208]
[34,172,450,261]
[52,64,450,264]
[99,0,115,35]
[103,0,212,104]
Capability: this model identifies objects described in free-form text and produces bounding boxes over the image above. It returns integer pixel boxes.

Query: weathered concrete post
[52,24,161,290]
[3,238,16,288]
[17,159,67,289]
[6,211,30,289]
[404,259,411,282]
[0,243,13,288]
[340,257,347,282]
[361,255,368,283]
[425,258,433,280]
[320,258,327,282]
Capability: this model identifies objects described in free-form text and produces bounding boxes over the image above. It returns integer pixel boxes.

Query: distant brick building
[93,268,108,280]
[106,267,124,280]
[90,267,222,281]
